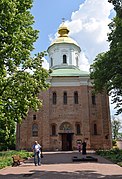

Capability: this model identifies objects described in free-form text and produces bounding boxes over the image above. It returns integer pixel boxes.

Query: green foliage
[111,116,122,139]
[96,148,122,166]
[112,139,117,146]
[90,1,122,115]
[0,150,33,169]
[0,0,49,149]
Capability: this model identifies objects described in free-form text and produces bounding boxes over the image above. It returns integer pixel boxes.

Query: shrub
[96,148,122,167]
[0,150,33,169]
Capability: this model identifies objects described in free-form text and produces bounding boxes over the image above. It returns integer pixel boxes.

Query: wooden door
[62,133,72,151]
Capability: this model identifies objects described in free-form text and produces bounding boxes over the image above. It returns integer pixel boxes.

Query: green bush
[96,148,122,167]
[0,150,33,169]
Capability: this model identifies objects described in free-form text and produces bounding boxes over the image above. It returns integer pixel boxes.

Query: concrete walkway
[0,151,122,179]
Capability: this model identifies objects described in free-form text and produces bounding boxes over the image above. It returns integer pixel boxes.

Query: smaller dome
[58,22,69,37]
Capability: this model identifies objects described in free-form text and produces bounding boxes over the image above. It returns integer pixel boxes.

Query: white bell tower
[47,21,81,69]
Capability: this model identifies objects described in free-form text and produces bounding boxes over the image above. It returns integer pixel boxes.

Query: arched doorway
[59,122,74,151]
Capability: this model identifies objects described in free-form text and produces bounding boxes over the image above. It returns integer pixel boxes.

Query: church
[16,21,112,151]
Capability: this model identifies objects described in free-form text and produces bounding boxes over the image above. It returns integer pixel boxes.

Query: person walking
[32,141,42,166]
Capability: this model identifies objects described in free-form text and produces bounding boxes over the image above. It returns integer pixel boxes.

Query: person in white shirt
[32,141,42,166]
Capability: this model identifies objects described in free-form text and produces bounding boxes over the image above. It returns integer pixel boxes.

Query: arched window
[60,122,72,131]
[52,92,57,104]
[63,55,67,63]
[94,124,97,135]
[51,57,53,67]
[76,56,78,66]
[32,124,38,137]
[74,91,78,104]
[51,124,56,136]
[92,95,96,105]
[63,92,67,104]
[76,124,81,134]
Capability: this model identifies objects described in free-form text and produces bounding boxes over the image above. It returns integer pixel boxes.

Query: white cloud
[79,52,90,72]
[48,0,114,73]
[48,32,58,44]
[67,0,114,66]
[42,57,49,70]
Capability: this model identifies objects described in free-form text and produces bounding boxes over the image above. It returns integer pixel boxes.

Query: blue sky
[31,0,85,54]
[31,0,114,67]
[30,0,121,120]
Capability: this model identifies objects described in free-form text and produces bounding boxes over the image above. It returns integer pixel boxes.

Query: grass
[0,150,33,169]
[96,148,122,167]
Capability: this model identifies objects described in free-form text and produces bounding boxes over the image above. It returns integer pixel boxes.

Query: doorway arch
[59,122,73,151]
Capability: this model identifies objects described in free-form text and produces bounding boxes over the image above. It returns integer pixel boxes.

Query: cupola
[58,22,69,37]
[47,20,81,69]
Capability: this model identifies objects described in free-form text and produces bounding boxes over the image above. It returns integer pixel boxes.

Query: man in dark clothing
[82,141,87,155]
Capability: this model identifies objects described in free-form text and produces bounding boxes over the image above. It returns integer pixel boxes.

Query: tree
[90,0,122,114]
[0,0,49,149]
[111,116,122,139]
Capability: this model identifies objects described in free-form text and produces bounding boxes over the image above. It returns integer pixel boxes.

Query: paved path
[0,151,122,179]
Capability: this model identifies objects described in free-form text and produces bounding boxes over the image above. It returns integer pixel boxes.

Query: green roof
[50,65,89,77]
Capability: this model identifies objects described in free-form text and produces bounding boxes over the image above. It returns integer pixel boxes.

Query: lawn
[0,150,33,169]
[96,148,122,167]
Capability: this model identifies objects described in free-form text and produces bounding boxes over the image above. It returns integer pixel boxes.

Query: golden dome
[48,21,80,49]
[58,22,69,37]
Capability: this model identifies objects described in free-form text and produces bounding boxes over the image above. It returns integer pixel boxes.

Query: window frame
[33,115,36,120]
[76,56,78,66]
[63,54,67,64]
[74,91,78,104]
[32,123,38,137]
[51,124,56,136]
[76,123,81,135]
[94,123,97,135]
[51,57,53,67]
[63,91,67,105]
[52,92,57,105]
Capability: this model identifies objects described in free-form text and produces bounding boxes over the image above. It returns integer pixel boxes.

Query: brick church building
[16,22,112,151]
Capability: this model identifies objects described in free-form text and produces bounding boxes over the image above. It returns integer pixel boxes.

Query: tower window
[63,55,67,63]
[76,56,78,66]
[92,95,96,105]
[51,57,53,67]
[63,92,67,104]
[52,92,57,105]
[32,124,38,137]
[74,91,78,104]
[94,124,97,135]
[76,124,81,134]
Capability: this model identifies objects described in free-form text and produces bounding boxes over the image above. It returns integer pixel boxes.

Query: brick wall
[16,85,112,151]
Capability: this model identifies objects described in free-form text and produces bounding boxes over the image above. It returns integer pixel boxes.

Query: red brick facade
[16,84,112,151]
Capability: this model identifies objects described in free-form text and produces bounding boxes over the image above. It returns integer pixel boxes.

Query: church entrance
[61,133,73,151]
[59,122,73,151]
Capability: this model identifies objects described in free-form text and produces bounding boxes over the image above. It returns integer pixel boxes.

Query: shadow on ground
[0,170,122,179]
[25,152,113,165]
